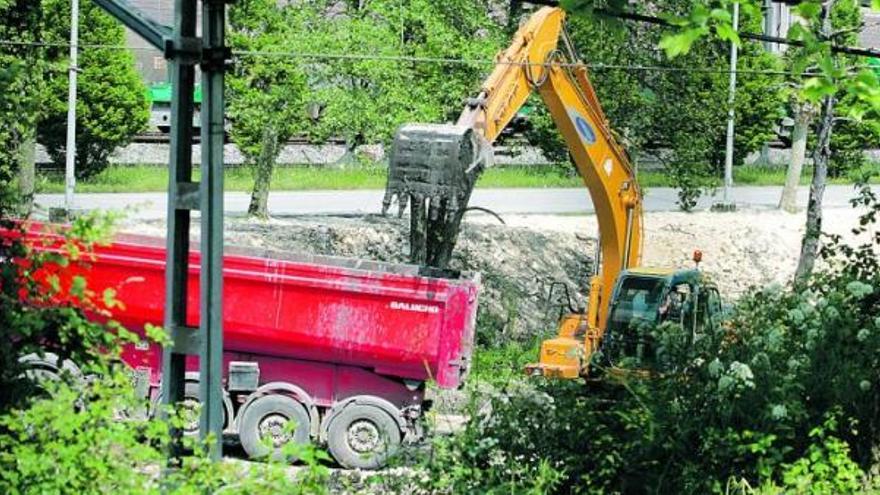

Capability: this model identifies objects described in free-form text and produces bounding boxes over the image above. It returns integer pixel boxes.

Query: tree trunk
[779,103,813,213]
[248,125,279,219]
[794,94,834,282]
[16,127,36,218]
[794,2,835,282]
[333,134,364,169]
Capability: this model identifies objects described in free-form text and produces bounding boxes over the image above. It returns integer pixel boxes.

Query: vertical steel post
[91,0,229,466]
[161,0,196,461]
[199,0,228,460]
[64,0,79,212]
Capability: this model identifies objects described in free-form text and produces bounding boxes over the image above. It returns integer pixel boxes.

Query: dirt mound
[130,215,595,344]
[468,207,870,297]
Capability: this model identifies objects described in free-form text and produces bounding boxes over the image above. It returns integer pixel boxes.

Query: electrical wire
[0,40,873,77]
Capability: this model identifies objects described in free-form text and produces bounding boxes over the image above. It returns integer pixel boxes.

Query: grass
[35,162,879,194]
[470,339,544,385]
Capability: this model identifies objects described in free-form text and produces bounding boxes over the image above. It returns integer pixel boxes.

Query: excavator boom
[383,6,643,378]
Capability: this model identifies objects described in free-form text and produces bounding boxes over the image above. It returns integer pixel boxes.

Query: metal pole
[199,0,227,460]
[161,0,196,463]
[64,0,79,212]
[723,2,739,205]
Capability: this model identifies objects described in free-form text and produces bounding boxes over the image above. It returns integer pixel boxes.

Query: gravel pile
[468,207,870,297]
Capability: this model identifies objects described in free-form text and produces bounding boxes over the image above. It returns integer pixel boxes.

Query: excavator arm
[456,7,566,142]
[382,6,642,378]
[382,7,568,268]
[528,50,643,378]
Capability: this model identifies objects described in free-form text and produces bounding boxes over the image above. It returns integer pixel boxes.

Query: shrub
[0,371,331,494]
[0,212,125,412]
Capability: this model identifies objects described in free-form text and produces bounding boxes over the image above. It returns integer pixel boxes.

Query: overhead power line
[233,48,805,75]
[0,39,156,52]
[5,3,880,60]
[1,39,861,77]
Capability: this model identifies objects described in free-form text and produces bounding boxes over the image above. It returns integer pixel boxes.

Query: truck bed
[17,225,480,390]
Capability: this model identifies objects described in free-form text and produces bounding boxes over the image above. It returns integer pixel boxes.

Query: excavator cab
[601,269,723,371]
[528,267,724,378]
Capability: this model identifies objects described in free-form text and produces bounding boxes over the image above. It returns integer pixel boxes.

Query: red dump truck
[10,223,480,469]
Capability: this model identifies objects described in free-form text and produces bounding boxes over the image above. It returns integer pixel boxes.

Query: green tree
[228,0,310,218]
[0,1,45,213]
[229,0,502,217]
[823,1,880,179]
[302,0,502,153]
[782,0,873,214]
[643,0,880,278]
[37,0,149,181]
[652,2,784,210]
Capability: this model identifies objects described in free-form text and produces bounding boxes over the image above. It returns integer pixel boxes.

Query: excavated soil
[467,207,872,297]
[125,206,872,344]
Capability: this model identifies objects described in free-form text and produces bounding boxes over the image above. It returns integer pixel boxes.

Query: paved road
[35,185,869,220]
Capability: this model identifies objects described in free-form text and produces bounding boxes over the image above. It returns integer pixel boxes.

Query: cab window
[659,283,691,325]
[608,276,667,332]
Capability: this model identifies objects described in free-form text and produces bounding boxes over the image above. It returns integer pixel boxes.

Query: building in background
[126,0,173,84]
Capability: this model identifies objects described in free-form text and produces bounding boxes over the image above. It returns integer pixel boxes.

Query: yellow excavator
[383,6,722,379]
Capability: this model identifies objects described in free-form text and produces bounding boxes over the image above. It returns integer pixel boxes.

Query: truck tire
[180,381,202,437]
[18,353,84,392]
[153,381,232,436]
[239,394,311,462]
[326,404,402,469]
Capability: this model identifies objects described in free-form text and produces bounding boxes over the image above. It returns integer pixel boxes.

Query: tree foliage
[0,1,44,204]
[228,0,503,215]
[37,0,149,181]
[821,1,880,178]
[268,0,503,151]
[228,0,311,217]
[651,0,880,120]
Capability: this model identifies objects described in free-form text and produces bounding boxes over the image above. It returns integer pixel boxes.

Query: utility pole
[714,2,739,212]
[92,0,231,463]
[64,0,79,214]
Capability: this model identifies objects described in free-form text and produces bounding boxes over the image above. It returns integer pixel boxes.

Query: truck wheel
[180,381,202,436]
[18,353,84,393]
[239,394,311,462]
[153,382,232,436]
[326,404,401,469]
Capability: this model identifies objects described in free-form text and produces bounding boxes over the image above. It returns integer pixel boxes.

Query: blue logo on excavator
[575,116,597,144]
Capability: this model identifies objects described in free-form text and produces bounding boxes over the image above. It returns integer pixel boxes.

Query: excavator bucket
[382,124,493,268]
